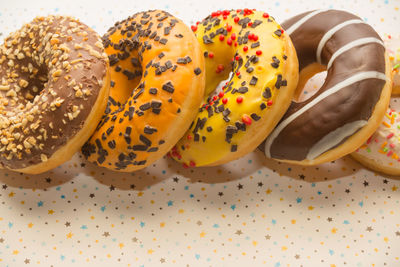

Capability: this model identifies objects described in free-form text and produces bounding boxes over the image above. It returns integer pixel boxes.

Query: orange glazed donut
[82,10,205,171]
[0,15,110,174]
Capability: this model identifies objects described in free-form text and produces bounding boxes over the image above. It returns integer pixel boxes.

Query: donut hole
[293,63,327,103]
[21,65,49,105]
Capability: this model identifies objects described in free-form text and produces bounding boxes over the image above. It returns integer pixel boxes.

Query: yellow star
[66,232,73,239]
[308,206,314,210]
[178,209,185,214]
[265,189,272,194]
[12,250,19,255]
[331,228,338,234]
[392,186,398,191]
[8,192,15,197]
[119,243,124,249]
[137,192,144,197]
[147,249,154,254]
[160,222,165,228]
[27,223,33,228]
[200,231,206,238]
[48,210,54,215]
[384,237,389,243]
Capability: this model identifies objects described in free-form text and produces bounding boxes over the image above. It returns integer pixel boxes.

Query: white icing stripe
[316,19,366,64]
[327,37,384,69]
[306,120,368,160]
[264,71,388,158]
[285,9,328,35]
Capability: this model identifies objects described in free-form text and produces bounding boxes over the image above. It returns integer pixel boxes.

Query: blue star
[8,222,13,228]
[213,224,219,228]
[140,221,145,227]
[317,191,322,195]
[37,201,43,207]
[296,197,302,203]
[329,249,334,255]
[60,255,65,261]
[230,204,236,211]
[195,254,200,260]
[358,201,364,207]
[80,225,88,230]
[167,200,173,206]
[271,219,276,225]
[100,206,106,212]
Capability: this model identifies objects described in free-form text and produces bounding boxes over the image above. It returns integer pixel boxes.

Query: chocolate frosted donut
[0,16,110,173]
[263,9,392,165]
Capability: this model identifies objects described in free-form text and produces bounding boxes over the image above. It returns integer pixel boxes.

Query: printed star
[392,185,398,191]
[130,184,136,189]
[235,230,243,235]
[80,163,86,167]
[45,177,52,183]
[396,231,400,236]
[109,185,115,191]
[265,235,271,240]
[132,237,138,242]
[363,181,369,187]
[89,193,95,198]
[24,258,30,264]
[160,258,166,263]
[2,184,7,189]
[327,217,333,222]
[257,182,263,187]
[345,189,350,193]
[366,226,373,232]
[66,232,73,239]
[218,192,224,197]
[383,179,389,184]
[294,254,300,259]
[173,177,179,183]
[48,209,54,214]
[65,222,71,227]
[103,232,110,237]
[298,174,305,180]
[196,221,202,226]
[0,237,4,243]
[237,183,243,190]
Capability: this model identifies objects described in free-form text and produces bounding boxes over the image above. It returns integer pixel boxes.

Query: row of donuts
[0,9,398,175]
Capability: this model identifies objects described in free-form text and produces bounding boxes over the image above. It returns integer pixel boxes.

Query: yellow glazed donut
[82,10,205,171]
[170,9,298,167]
[0,15,110,174]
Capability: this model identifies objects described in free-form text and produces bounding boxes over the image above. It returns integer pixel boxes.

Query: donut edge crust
[270,51,393,166]
[351,150,400,176]
[13,71,111,174]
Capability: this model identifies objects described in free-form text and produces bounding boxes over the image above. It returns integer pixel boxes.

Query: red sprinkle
[234,17,240,23]
[242,114,252,125]
[183,163,189,168]
[222,98,228,104]
[243,46,248,52]
[387,133,394,139]
[236,71,241,76]
[191,25,197,32]
[189,161,196,167]
[235,55,240,61]
[223,15,228,20]
[267,100,273,106]
[213,95,218,101]
[231,33,236,40]
[187,135,192,140]
[387,151,393,157]
[263,13,269,18]
[208,52,214,58]
[236,96,243,103]
[248,22,253,27]
[248,33,254,40]
[217,64,224,71]
[227,38,232,45]
[280,29,285,34]
[218,91,224,98]
[227,25,232,32]
[256,50,262,56]
[219,35,225,41]
[253,35,259,41]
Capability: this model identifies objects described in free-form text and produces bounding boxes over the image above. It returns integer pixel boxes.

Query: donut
[0,15,110,174]
[385,34,400,94]
[351,108,400,175]
[81,10,205,171]
[262,9,392,166]
[170,9,299,167]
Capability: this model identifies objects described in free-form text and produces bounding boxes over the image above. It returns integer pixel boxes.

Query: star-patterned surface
[0,0,400,266]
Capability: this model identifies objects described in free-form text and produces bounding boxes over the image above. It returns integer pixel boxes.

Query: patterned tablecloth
[0,0,399,266]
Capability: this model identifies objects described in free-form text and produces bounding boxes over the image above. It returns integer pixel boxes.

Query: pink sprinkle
[387,133,394,139]
[390,143,395,148]
[366,136,372,144]
[387,151,393,157]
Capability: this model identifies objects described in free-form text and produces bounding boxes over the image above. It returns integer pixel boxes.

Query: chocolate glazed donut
[263,9,392,165]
